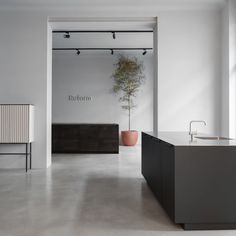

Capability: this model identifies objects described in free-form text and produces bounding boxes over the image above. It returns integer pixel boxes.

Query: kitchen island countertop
[144,131,236,146]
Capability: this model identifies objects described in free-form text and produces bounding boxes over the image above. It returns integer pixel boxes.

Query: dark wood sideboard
[52,123,119,154]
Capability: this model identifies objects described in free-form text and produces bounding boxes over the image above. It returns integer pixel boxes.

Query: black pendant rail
[53,30,153,53]
[53,48,153,51]
[53,30,153,33]
[52,48,152,55]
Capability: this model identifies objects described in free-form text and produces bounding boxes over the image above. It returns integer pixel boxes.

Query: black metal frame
[0,143,32,172]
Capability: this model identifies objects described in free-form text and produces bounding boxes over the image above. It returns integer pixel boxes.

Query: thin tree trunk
[128,95,131,130]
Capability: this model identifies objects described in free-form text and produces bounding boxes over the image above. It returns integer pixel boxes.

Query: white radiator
[0,105,34,143]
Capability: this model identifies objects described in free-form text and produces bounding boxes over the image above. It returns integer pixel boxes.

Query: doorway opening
[48,17,158,163]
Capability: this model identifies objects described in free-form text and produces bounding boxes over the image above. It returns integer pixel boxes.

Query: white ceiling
[50,18,156,31]
[0,0,226,10]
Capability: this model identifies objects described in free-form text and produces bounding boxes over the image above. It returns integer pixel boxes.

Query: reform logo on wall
[68,95,92,102]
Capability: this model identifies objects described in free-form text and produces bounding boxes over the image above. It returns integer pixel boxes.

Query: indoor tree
[111,55,145,145]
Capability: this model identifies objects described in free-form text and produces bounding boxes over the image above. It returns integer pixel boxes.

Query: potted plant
[111,55,145,146]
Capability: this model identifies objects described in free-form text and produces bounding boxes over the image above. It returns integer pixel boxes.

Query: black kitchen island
[142,131,236,230]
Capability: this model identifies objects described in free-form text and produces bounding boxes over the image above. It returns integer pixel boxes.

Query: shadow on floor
[77,175,182,231]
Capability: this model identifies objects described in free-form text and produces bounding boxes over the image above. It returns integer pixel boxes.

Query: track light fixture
[112,32,116,39]
[142,49,147,55]
[53,48,153,54]
[64,32,70,39]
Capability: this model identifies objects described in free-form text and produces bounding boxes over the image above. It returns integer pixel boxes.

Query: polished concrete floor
[0,146,236,236]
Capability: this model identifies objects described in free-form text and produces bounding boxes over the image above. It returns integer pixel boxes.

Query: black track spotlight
[110,49,114,55]
[64,32,70,39]
[112,31,116,39]
[142,49,147,55]
[76,49,80,55]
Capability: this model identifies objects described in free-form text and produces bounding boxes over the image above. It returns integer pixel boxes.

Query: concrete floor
[0,146,236,236]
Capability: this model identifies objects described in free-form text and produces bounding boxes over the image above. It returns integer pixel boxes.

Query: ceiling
[50,18,156,31]
[0,0,226,10]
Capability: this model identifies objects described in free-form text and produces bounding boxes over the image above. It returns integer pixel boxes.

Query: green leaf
[111,55,146,127]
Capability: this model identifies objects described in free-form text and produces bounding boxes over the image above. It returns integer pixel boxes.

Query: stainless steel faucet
[189,120,206,141]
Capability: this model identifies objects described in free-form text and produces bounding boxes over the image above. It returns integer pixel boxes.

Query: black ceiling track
[53,30,153,33]
[53,48,153,50]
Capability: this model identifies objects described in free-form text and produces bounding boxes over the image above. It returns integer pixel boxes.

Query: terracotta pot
[121,130,138,146]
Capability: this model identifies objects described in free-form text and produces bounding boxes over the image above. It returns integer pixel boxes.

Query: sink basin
[195,136,232,140]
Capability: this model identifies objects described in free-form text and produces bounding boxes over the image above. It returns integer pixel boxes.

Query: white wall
[158,11,221,135]
[0,3,224,168]
[0,12,49,168]
[52,52,153,142]
[229,0,236,139]
[47,23,52,167]
[221,0,236,138]
[221,3,230,137]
